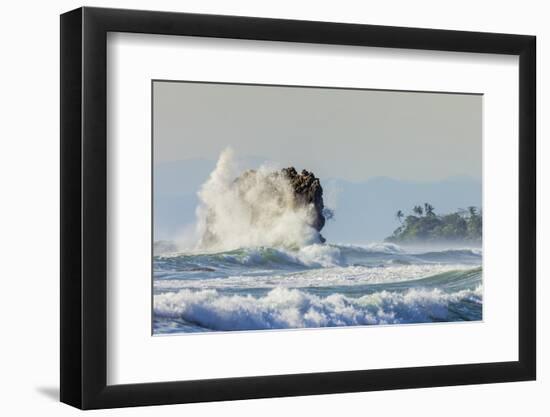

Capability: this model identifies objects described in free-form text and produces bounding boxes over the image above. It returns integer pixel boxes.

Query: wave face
[153,243,482,334]
[194,148,322,252]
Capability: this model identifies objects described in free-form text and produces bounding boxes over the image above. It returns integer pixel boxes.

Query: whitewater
[153,150,482,334]
[153,244,482,333]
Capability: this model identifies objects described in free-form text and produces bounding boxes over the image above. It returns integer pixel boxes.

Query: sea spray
[194,148,324,251]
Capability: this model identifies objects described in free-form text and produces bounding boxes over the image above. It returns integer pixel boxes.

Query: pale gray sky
[153,81,481,182]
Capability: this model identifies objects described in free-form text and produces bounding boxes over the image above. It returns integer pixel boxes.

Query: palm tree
[396,210,404,223]
[424,203,435,216]
[413,205,423,216]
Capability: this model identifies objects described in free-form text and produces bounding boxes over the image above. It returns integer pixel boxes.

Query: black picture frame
[60,6,536,410]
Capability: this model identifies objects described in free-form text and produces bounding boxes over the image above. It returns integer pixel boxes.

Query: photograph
[152,81,483,334]
[53,3,538,412]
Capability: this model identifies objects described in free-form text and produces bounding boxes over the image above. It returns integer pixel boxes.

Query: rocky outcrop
[197,165,330,248]
[281,167,326,242]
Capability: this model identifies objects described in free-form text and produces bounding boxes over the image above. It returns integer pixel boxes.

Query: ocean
[153,243,482,334]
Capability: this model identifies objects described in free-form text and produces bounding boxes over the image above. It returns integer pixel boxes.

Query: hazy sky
[153,81,482,182]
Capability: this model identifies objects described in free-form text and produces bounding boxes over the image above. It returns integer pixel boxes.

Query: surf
[154,274,482,332]
[153,245,482,333]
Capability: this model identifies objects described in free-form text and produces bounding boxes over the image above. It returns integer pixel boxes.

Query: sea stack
[281,167,326,243]
[199,165,328,249]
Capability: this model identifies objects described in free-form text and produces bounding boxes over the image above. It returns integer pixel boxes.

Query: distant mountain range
[154,159,481,243]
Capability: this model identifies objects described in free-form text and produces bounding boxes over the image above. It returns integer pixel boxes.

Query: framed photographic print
[60,6,536,409]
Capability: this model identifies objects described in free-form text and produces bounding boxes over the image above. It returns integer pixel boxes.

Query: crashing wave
[154,243,482,279]
[154,285,482,331]
[194,148,328,252]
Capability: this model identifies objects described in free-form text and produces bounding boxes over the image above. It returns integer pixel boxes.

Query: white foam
[154,263,475,290]
[190,148,321,252]
[154,286,482,331]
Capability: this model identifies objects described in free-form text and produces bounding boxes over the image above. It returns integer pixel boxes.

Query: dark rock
[281,167,326,243]
[210,166,328,247]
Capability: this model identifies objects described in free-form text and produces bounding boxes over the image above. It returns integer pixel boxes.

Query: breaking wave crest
[154,284,482,331]
[153,244,482,333]
[154,243,482,278]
